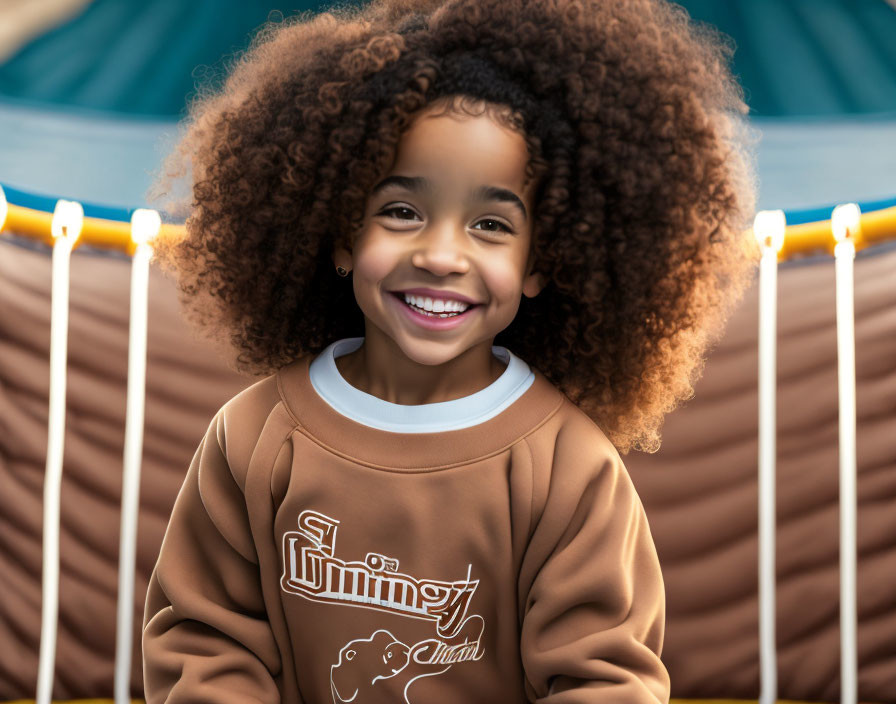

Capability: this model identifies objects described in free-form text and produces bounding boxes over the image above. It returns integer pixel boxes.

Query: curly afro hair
[149,0,760,455]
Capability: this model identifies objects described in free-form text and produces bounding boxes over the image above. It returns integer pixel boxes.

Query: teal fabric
[0,0,895,117]
[682,0,896,116]
[0,0,360,119]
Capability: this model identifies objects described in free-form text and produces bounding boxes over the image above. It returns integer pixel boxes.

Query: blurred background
[0,2,894,703]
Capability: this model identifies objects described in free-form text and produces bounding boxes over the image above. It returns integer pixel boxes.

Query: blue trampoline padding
[784,195,896,225]
[1,182,133,221]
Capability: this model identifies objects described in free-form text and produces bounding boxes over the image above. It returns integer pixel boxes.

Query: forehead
[387,105,530,193]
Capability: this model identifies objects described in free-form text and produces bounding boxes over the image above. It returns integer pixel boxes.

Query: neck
[333,334,507,405]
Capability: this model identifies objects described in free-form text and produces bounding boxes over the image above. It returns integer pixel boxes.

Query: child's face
[333,99,544,370]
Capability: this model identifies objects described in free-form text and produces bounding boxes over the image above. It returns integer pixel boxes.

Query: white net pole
[755,211,784,704]
[36,200,83,704]
[114,210,159,704]
[0,185,7,232]
[833,204,859,704]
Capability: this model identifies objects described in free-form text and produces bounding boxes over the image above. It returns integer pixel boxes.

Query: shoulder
[531,391,623,473]
[525,393,635,518]
[213,372,289,482]
[219,372,282,426]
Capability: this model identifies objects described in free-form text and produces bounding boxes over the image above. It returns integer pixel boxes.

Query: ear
[332,243,353,272]
[521,251,545,298]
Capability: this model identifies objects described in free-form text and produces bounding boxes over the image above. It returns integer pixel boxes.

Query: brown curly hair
[149,0,760,455]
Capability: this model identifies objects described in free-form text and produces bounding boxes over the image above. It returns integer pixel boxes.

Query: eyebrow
[370,175,528,222]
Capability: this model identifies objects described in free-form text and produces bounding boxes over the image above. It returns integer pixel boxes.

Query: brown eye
[473,218,512,234]
[379,206,419,220]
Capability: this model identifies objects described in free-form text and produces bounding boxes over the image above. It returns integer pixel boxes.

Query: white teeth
[402,293,469,313]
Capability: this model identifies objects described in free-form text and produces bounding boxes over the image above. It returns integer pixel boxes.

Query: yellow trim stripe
[772,203,895,261]
[1,202,894,261]
[1,204,181,256]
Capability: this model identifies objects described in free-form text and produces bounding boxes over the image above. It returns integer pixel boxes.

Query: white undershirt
[308,337,535,433]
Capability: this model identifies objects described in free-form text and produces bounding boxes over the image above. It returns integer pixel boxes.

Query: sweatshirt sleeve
[142,410,282,704]
[519,439,670,703]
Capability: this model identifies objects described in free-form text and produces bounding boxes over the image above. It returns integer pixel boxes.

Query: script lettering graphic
[281,509,480,639]
[280,509,487,702]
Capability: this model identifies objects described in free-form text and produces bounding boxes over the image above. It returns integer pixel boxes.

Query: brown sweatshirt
[142,337,670,703]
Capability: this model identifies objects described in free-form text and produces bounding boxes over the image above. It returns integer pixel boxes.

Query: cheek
[482,258,526,301]
[352,234,400,283]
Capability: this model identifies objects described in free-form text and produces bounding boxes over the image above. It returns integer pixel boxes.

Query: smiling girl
[143,0,759,702]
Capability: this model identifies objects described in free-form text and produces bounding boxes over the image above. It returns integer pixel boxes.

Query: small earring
[336,265,349,277]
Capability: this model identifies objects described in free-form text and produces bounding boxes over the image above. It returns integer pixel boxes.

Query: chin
[393,338,469,366]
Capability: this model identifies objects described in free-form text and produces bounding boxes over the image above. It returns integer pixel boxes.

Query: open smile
[387,291,480,331]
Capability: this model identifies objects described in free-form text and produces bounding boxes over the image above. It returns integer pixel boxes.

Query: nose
[409,221,471,276]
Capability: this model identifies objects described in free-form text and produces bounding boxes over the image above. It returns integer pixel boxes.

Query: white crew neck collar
[308,337,535,433]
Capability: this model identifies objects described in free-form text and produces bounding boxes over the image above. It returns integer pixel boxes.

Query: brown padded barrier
[0,232,893,702]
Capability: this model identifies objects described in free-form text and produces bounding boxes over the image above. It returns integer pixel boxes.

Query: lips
[390,291,479,311]
[388,290,479,330]
[390,289,480,306]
